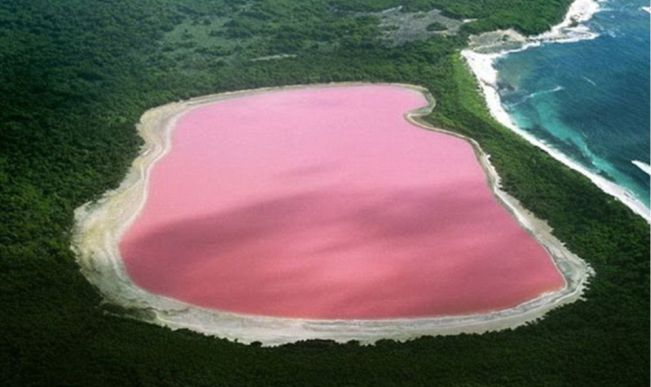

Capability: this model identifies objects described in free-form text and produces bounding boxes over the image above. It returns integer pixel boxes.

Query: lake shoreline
[71,83,592,346]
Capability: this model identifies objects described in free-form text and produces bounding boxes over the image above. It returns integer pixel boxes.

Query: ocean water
[494,0,650,208]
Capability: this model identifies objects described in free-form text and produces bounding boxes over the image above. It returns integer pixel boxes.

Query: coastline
[461,0,651,222]
[71,83,592,346]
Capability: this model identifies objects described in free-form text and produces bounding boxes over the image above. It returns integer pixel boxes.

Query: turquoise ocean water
[495,0,650,208]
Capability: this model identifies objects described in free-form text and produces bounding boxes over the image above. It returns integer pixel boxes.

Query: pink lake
[120,85,564,319]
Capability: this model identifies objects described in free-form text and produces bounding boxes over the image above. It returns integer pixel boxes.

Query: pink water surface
[120,85,564,319]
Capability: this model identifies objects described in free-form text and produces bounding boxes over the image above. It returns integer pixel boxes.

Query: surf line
[461,0,650,222]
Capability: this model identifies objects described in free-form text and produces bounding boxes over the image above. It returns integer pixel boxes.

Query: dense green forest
[1,0,648,385]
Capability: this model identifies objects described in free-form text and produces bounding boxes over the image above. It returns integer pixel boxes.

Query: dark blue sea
[495,0,650,208]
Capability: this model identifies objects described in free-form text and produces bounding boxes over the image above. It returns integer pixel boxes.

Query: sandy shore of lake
[71,83,592,346]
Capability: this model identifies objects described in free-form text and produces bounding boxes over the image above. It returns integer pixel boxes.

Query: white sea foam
[462,0,651,222]
[582,76,597,86]
[533,0,602,43]
[632,160,651,176]
[508,86,565,107]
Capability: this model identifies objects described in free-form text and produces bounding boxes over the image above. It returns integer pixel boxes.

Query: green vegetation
[330,0,573,34]
[1,0,648,386]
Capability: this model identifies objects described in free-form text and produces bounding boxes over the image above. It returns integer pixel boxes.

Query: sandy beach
[461,0,650,222]
[72,83,592,346]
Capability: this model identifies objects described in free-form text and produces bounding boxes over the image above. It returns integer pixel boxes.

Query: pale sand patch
[71,83,592,346]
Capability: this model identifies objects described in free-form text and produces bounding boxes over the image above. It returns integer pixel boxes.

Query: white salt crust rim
[71,82,592,346]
